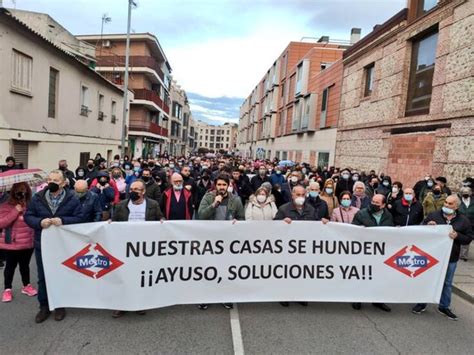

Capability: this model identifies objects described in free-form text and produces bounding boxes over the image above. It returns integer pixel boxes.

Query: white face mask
[290,176,298,183]
[294,197,305,206]
[227,186,234,193]
[392,187,399,195]
[256,195,266,203]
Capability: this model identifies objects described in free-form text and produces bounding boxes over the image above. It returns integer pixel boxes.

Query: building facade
[169,81,193,156]
[77,33,172,159]
[0,8,125,172]
[335,0,473,188]
[197,121,238,153]
[238,33,358,166]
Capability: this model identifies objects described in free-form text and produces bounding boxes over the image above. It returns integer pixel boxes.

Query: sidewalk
[453,258,474,303]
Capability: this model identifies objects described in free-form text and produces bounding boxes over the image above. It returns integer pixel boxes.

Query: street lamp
[99,13,112,57]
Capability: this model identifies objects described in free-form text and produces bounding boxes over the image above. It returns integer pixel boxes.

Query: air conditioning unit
[102,40,111,48]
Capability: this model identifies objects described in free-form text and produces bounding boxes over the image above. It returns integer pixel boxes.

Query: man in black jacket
[232,168,253,206]
[306,182,329,221]
[391,188,424,226]
[352,194,393,312]
[412,195,472,320]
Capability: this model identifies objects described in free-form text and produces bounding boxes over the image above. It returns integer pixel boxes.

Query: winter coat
[245,195,278,220]
[274,201,318,221]
[331,206,360,224]
[335,178,354,200]
[91,185,115,211]
[78,191,102,222]
[352,208,394,227]
[351,194,371,210]
[112,198,164,222]
[269,173,286,187]
[198,191,245,220]
[90,177,120,205]
[423,210,473,262]
[24,188,83,246]
[195,179,214,211]
[459,197,474,227]
[0,202,34,250]
[320,194,339,216]
[391,198,424,226]
[422,192,447,218]
[250,174,270,192]
[159,188,193,220]
[144,180,162,203]
[307,196,329,220]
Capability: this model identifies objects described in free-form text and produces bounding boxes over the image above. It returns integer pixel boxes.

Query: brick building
[77,33,172,158]
[335,0,473,188]
[238,31,359,166]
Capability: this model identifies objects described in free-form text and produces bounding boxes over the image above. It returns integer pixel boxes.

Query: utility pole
[99,13,111,57]
[121,0,135,158]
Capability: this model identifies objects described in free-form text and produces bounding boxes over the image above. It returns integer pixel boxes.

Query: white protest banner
[42,221,452,311]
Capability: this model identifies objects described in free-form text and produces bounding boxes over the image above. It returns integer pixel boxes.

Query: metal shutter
[12,141,29,168]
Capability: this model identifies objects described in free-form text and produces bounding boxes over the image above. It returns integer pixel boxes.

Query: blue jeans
[35,245,49,308]
[416,261,457,309]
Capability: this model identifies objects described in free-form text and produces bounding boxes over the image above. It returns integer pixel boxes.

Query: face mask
[433,190,441,196]
[185,185,192,191]
[113,173,121,179]
[352,176,359,181]
[442,206,454,215]
[125,170,133,176]
[369,203,381,213]
[392,187,399,195]
[427,181,434,187]
[148,163,155,168]
[294,197,305,206]
[173,184,183,191]
[383,181,389,187]
[87,164,94,169]
[129,191,141,201]
[202,175,210,181]
[290,176,298,183]
[342,174,350,180]
[15,192,26,200]
[77,171,85,177]
[75,191,87,199]
[113,162,120,167]
[202,165,209,169]
[372,183,379,189]
[325,188,333,195]
[462,194,470,199]
[302,168,307,174]
[48,182,60,193]
[404,194,413,202]
[99,179,107,186]
[256,195,266,203]
[341,199,351,208]
[309,191,319,198]
[142,176,151,182]
[133,167,140,172]
[169,164,175,169]
[276,170,281,175]
[59,166,67,171]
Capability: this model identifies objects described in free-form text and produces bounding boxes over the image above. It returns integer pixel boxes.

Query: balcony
[133,88,170,114]
[96,55,165,81]
[130,121,168,138]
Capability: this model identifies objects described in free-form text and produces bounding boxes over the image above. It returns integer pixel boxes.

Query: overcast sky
[5,0,407,122]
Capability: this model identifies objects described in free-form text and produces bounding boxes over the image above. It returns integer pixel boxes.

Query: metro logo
[384,245,438,278]
[63,243,123,279]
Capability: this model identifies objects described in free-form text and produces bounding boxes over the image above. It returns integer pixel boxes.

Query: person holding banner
[24,170,83,323]
[330,191,359,224]
[245,187,278,220]
[412,195,473,320]
[197,174,245,310]
[351,194,394,312]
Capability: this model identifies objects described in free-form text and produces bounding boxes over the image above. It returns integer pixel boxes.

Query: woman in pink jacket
[330,191,360,224]
[0,182,37,302]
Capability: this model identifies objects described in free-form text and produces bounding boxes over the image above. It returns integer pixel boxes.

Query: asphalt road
[1,260,473,355]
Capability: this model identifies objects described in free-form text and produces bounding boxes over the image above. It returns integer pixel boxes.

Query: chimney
[317,35,329,43]
[350,28,361,44]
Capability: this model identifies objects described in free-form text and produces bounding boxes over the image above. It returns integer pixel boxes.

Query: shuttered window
[48,68,59,118]
[11,50,33,95]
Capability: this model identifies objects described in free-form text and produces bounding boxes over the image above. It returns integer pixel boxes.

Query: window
[301,96,311,129]
[320,87,330,127]
[406,31,438,116]
[295,63,303,94]
[226,137,229,142]
[364,63,375,97]
[98,93,105,120]
[317,152,330,169]
[279,110,287,135]
[281,151,288,160]
[417,0,438,17]
[79,152,90,168]
[48,68,59,118]
[292,101,302,132]
[111,100,117,123]
[11,50,33,95]
[80,85,89,116]
[210,143,214,148]
[210,130,215,135]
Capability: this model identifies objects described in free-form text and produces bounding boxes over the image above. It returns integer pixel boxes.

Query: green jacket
[352,208,394,227]
[198,191,245,220]
[422,192,447,218]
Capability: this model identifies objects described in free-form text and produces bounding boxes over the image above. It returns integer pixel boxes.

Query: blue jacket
[79,190,102,222]
[24,188,83,245]
[270,173,286,187]
[91,185,115,211]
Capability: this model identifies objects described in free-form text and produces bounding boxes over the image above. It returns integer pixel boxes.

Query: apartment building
[238,32,358,166]
[77,32,172,158]
[335,0,473,187]
[0,8,125,171]
[169,81,194,156]
[197,121,238,153]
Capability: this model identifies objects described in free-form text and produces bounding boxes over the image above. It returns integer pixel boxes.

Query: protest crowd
[0,153,472,323]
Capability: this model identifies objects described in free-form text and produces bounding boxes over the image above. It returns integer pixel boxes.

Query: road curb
[453,285,474,304]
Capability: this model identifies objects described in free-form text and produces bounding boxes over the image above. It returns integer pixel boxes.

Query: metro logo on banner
[62,243,124,279]
[384,245,439,278]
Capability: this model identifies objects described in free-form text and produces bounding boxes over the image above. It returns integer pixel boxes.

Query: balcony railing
[96,55,165,81]
[130,122,168,138]
[133,88,170,114]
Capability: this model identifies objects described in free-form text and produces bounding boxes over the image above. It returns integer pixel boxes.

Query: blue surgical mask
[427,181,434,187]
[276,171,282,175]
[309,191,319,198]
[133,167,140,172]
[442,206,454,215]
[325,188,333,195]
[341,199,351,208]
[173,184,183,191]
[404,194,413,202]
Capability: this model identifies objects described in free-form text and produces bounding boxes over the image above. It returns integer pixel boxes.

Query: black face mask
[48,182,60,193]
[462,194,470,199]
[148,163,155,168]
[87,164,94,169]
[369,203,381,213]
[99,179,108,186]
[59,166,67,171]
[129,191,140,201]
[15,192,26,200]
[372,183,379,189]
[142,176,151,182]
[202,175,210,181]
[433,190,441,196]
